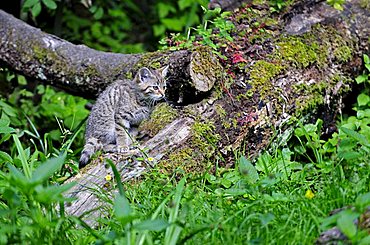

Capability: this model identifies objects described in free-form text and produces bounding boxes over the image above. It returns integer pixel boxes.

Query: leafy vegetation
[21,0,208,53]
[1,0,369,244]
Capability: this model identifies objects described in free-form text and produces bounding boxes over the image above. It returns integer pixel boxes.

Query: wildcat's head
[136,66,168,101]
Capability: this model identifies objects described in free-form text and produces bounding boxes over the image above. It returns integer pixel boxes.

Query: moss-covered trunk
[0,10,221,103]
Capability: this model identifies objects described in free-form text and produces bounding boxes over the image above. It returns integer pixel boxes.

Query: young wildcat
[79,66,168,168]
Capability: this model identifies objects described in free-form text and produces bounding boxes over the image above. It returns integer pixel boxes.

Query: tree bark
[0,1,369,225]
[0,10,222,104]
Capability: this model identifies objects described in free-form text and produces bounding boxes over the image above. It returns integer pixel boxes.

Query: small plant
[320,192,370,244]
[22,0,57,18]
[88,159,186,244]
[355,54,370,86]
[159,7,234,58]
[269,0,290,12]
[0,148,79,243]
[327,0,346,11]
[339,54,370,164]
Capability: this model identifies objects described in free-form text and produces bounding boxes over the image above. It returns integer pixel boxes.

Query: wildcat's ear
[138,67,153,82]
[157,65,169,78]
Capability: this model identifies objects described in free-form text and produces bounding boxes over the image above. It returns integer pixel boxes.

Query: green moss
[139,103,178,136]
[190,46,223,91]
[293,81,325,114]
[277,38,319,68]
[252,0,267,5]
[215,104,227,118]
[32,45,49,60]
[192,121,220,157]
[360,0,370,9]
[316,47,329,67]
[159,120,220,175]
[166,148,198,171]
[274,25,356,69]
[247,60,283,96]
[150,62,161,69]
[84,64,99,77]
[333,45,352,63]
[135,51,169,71]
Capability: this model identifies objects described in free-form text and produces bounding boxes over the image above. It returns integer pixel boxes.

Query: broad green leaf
[355,75,367,84]
[0,101,17,117]
[239,156,259,183]
[178,0,193,10]
[304,123,317,134]
[0,118,10,127]
[320,212,342,230]
[364,54,370,64]
[134,219,169,231]
[220,178,232,188]
[337,210,358,239]
[263,192,289,202]
[157,2,176,18]
[294,145,306,154]
[359,235,370,245]
[153,24,166,37]
[355,192,370,212]
[35,182,76,203]
[17,75,27,85]
[0,134,11,145]
[89,5,97,13]
[0,127,15,134]
[333,3,343,11]
[365,63,370,72]
[294,127,304,137]
[93,7,104,20]
[340,127,370,147]
[259,213,275,226]
[114,194,132,219]
[7,163,29,187]
[30,154,65,184]
[357,93,370,106]
[31,2,42,17]
[42,0,57,10]
[161,17,186,31]
[23,0,39,8]
[339,151,361,161]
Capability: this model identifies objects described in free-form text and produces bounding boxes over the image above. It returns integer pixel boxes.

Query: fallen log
[0,9,222,104]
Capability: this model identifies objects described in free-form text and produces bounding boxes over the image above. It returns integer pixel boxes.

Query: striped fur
[79,66,168,168]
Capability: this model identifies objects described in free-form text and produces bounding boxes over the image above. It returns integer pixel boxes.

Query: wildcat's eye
[153,85,159,90]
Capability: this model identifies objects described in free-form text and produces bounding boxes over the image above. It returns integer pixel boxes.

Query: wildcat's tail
[79,137,102,168]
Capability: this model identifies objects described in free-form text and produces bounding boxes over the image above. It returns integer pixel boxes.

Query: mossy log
[1,1,369,226]
[0,10,222,104]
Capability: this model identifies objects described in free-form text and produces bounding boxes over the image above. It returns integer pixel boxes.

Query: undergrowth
[0,54,369,244]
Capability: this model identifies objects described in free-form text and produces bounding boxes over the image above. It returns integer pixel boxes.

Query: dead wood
[0,10,222,104]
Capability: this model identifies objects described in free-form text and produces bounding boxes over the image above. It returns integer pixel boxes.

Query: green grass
[122,132,369,244]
